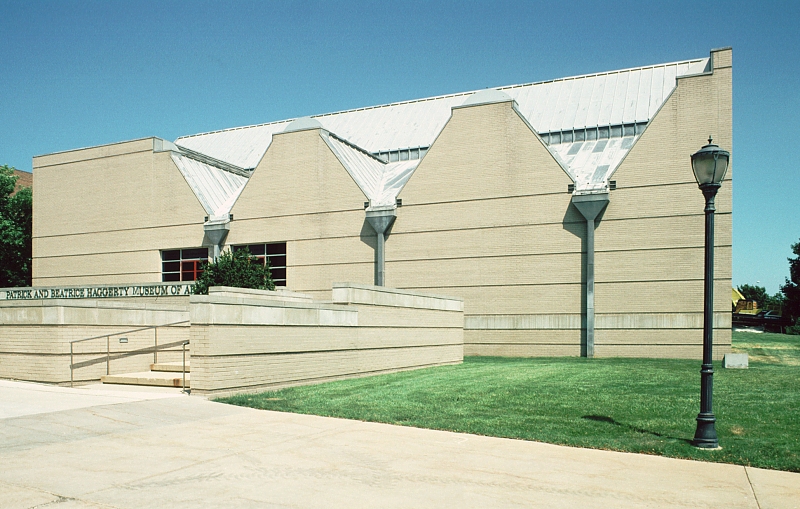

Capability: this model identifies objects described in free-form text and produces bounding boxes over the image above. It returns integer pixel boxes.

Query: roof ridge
[174,147,252,177]
[174,56,707,143]
[327,132,387,164]
[499,56,708,91]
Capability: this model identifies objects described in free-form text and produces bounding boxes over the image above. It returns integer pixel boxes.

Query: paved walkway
[0,380,797,508]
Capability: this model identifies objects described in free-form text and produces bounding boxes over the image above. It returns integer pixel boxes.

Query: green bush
[781,239,800,332]
[191,249,274,295]
[0,165,32,287]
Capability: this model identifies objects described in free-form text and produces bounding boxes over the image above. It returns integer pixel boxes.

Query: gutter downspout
[365,206,397,286]
[204,218,231,261]
[571,192,609,358]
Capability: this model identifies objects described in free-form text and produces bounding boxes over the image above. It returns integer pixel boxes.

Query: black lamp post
[690,137,730,449]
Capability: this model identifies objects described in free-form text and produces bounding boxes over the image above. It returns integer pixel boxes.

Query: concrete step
[101,371,190,388]
[150,362,190,373]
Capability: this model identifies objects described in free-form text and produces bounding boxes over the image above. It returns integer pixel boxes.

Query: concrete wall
[0,299,189,384]
[32,138,208,286]
[189,284,463,396]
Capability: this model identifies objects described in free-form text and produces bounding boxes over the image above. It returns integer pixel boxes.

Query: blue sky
[1,0,797,294]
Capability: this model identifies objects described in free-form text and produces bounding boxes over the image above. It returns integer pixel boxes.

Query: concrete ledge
[207,286,314,302]
[0,299,188,326]
[190,295,358,327]
[466,314,582,330]
[332,283,463,312]
[465,312,731,330]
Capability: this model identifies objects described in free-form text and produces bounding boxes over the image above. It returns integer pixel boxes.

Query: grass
[217,331,800,472]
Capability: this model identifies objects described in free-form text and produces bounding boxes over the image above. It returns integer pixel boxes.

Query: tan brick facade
[32,138,207,286]
[229,128,374,293]
[27,49,733,360]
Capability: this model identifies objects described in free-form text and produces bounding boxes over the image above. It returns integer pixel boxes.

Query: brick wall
[0,299,189,383]
[189,284,463,396]
[32,138,207,286]
[393,49,733,359]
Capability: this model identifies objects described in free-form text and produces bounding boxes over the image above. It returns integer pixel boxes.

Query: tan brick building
[31,48,733,359]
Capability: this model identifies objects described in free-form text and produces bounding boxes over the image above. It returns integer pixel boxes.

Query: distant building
[31,48,733,359]
[11,169,32,196]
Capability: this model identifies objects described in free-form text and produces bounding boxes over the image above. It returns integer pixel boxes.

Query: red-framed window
[232,242,287,287]
[161,248,209,282]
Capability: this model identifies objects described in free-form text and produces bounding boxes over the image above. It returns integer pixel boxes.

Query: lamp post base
[692,412,719,449]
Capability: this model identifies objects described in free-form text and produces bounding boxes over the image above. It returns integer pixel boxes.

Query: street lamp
[690,137,730,449]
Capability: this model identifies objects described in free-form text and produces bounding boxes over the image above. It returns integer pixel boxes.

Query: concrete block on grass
[723,353,748,369]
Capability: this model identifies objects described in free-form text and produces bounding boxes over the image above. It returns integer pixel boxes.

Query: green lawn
[217,331,800,472]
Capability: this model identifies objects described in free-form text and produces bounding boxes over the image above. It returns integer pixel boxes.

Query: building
[11,169,33,195]
[31,48,733,359]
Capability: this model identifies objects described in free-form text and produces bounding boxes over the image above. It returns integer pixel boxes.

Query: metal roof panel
[171,153,248,217]
[622,70,640,124]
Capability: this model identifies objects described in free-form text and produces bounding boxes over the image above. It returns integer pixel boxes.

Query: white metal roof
[173,55,710,196]
[322,132,419,207]
[549,137,636,192]
[171,153,248,219]
[175,121,290,171]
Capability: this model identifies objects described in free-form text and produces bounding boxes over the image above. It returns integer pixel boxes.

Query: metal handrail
[69,320,189,344]
[69,320,190,387]
[182,341,190,394]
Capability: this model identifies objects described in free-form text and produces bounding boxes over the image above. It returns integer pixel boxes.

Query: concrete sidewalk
[0,380,797,508]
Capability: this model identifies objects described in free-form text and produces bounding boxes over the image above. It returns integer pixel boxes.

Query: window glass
[268,255,286,267]
[233,242,287,287]
[182,248,209,260]
[267,242,286,255]
[162,250,180,261]
[161,248,208,282]
[162,261,180,272]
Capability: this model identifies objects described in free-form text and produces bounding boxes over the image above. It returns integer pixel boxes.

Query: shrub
[787,318,800,336]
[191,249,274,295]
[0,165,32,287]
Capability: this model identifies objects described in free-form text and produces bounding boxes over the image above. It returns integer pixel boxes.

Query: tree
[738,284,769,308]
[738,284,784,311]
[0,165,32,287]
[191,249,274,295]
[781,239,800,332]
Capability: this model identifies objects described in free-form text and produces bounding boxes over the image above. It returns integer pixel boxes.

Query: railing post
[70,343,74,387]
[106,336,110,375]
[182,341,189,394]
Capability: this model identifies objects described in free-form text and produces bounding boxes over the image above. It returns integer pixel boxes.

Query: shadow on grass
[582,415,692,444]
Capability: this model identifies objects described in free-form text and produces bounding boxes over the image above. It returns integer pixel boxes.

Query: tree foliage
[781,239,800,333]
[738,284,784,311]
[191,249,274,295]
[0,165,32,287]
